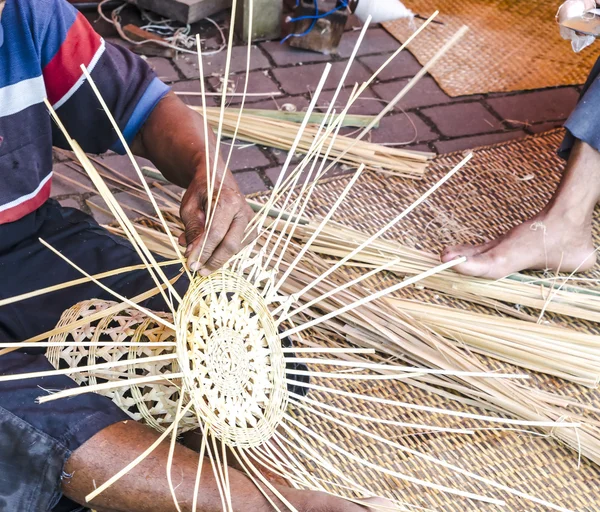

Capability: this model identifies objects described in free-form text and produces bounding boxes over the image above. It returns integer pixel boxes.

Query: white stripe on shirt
[53,38,106,110]
[0,75,46,118]
[0,172,53,212]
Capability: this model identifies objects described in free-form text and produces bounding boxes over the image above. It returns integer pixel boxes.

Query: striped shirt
[0,0,170,224]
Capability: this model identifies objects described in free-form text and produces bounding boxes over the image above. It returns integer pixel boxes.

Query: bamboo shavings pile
[193,106,433,178]
[291,218,600,323]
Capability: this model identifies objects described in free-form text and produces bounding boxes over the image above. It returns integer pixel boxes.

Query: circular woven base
[176,271,288,449]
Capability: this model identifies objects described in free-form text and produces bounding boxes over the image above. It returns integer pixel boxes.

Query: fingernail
[190,262,201,272]
[200,268,212,277]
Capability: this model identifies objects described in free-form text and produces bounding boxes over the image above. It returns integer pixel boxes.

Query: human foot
[441,207,596,279]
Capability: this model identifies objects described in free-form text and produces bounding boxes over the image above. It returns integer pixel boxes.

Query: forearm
[62,421,308,512]
[131,91,230,191]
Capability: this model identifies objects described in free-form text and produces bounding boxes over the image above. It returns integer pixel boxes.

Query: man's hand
[131,91,255,274]
[179,174,254,275]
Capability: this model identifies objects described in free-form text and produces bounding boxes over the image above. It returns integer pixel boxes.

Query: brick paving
[51,12,583,224]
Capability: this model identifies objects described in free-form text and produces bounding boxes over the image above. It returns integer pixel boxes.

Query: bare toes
[448,252,502,278]
[441,241,493,263]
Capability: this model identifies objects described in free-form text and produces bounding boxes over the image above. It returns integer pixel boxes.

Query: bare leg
[441,140,599,278]
[62,420,389,512]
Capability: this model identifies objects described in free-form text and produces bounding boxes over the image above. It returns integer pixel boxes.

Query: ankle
[543,199,594,228]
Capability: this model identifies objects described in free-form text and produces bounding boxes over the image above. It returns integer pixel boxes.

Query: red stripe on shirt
[42,12,102,106]
[0,179,52,224]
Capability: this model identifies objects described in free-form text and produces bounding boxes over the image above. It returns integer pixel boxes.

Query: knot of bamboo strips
[176,271,288,448]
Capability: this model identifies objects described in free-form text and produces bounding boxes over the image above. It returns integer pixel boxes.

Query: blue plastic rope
[282,0,349,43]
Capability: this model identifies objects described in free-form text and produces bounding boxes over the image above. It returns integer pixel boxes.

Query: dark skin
[61,94,394,512]
[130,91,255,275]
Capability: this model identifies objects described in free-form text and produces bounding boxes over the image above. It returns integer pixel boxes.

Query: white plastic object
[557,0,598,52]
[353,0,414,24]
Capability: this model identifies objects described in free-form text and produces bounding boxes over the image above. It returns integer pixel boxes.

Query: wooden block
[127,0,232,24]
[123,24,176,57]
[235,0,282,42]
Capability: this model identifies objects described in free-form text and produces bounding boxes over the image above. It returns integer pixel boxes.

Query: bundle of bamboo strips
[193,107,433,178]
[386,298,600,387]
[87,163,600,388]
[291,218,600,323]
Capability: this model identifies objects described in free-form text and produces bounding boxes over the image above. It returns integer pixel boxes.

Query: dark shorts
[0,199,308,511]
[0,200,187,511]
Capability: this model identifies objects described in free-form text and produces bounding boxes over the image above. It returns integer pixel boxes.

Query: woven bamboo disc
[46,300,198,433]
[382,1,598,96]
[175,271,288,449]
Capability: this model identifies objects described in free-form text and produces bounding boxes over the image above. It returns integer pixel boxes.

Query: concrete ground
[51,11,582,223]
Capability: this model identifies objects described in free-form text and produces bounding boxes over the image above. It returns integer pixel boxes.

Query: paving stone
[373,76,454,111]
[317,87,386,115]
[259,40,331,66]
[242,96,312,113]
[94,153,155,185]
[272,61,371,95]
[225,144,271,171]
[146,57,180,83]
[359,51,422,81]
[171,80,220,107]
[368,112,438,144]
[405,143,435,154]
[59,197,81,210]
[173,45,269,79]
[51,162,94,197]
[527,121,565,134]
[264,160,344,186]
[265,165,297,187]
[232,170,269,194]
[420,102,503,137]
[486,88,580,125]
[345,14,362,31]
[336,28,400,58]
[208,71,281,105]
[434,130,527,154]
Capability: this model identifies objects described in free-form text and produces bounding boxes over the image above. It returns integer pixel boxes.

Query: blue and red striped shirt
[0,0,170,224]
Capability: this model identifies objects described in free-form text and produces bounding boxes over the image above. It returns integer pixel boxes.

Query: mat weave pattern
[253,129,600,511]
[382,0,598,96]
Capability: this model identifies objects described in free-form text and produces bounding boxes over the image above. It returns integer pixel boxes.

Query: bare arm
[61,420,371,512]
[130,92,254,274]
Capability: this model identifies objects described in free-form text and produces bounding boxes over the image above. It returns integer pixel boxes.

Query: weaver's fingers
[200,213,249,275]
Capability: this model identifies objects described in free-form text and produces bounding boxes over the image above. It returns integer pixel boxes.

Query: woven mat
[382,0,598,96]
[253,129,600,510]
